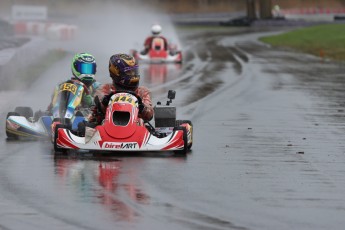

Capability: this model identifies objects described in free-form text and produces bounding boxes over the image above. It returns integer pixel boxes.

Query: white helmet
[151,24,162,35]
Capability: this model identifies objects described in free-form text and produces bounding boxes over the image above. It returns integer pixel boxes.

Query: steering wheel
[94,95,103,115]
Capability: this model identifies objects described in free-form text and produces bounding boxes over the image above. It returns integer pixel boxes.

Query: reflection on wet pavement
[54,155,150,222]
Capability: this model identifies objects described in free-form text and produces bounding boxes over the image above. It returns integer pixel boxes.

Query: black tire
[176,120,192,126]
[14,106,33,119]
[77,121,86,137]
[6,112,20,139]
[176,120,193,150]
[54,124,67,153]
[176,51,182,64]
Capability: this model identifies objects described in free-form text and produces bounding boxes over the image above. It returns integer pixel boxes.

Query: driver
[47,52,100,112]
[92,53,153,123]
[141,24,168,55]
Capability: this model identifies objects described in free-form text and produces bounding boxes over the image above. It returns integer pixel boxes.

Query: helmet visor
[76,62,96,75]
[122,65,139,77]
[118,65,140,89]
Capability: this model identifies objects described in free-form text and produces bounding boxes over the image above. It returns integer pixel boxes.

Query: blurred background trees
[1,0,345,19]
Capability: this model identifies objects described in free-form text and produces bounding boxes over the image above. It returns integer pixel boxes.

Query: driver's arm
[144,37,152,49]
[94,83,113,113]
[137,86,153,121]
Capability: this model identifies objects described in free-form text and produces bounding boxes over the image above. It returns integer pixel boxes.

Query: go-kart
[5,107,52,139]
[131,38,182,64]
[5,81,89,140]
[54,90,193,155]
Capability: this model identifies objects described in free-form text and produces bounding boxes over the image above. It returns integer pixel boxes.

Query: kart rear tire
[6,112,20,139]
[176,120,193,150]
[54,124,67,153]
[176,51,182,64]
[176,120,192,126]
[15,106,33,119]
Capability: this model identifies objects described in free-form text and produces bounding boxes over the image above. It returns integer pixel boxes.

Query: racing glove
[83,94,93,107]
[101,93,114,107]
[136,96,144,114]
[139,103,145,114]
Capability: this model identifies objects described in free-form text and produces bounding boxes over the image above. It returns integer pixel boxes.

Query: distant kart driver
[141,24,168,55]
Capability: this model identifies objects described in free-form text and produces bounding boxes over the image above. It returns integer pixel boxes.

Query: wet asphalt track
[1,27,345,230]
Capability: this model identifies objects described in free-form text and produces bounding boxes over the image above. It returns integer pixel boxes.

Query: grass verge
[259,24,345,61]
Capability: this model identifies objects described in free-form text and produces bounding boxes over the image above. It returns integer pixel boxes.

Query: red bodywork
[55,93,188,152]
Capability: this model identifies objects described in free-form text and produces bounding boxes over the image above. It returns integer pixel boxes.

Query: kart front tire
[15,106,33,119]
[176,120,192,126]
[176,120,193,150]
[6,112,20,139]
[176,51,183,64]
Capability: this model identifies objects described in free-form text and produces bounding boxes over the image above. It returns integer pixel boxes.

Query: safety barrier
[46,24,78,41]
[13,21,78,40]
[0,37,51,90]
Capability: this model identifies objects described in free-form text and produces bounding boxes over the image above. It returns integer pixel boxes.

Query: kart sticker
[111,95,137,107]
[60,83,77,94]
[102,142,138,150]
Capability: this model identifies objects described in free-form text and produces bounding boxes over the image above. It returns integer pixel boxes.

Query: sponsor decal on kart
[102,142,138,150]
[6,120,20,130]
[111,94,137,107]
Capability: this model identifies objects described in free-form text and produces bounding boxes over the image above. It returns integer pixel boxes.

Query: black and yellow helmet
[109,54,140,90]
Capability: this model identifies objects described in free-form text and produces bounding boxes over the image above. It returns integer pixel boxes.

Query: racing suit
[47,79,100,112]
[93,83,154,122]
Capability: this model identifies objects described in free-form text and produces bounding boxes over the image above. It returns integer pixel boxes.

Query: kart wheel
[176,58,182,64]
[176,120,193,150]
[6,112,20,139]
[15,106,33,119]
[77,121,86,137]
[176,120,192,126]
[54,124,67,153]
[176,51,182,64]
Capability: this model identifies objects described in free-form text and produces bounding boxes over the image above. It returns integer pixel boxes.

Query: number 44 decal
[112,95,137,107]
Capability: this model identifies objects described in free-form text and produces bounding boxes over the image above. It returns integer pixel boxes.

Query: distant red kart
[54,90,192,155]
[131,37,182,64]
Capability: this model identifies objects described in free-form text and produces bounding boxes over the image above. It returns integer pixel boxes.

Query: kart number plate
[112,95,136,107]
[60,83,77,94]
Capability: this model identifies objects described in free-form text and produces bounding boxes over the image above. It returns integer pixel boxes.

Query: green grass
[259,24,345,61]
